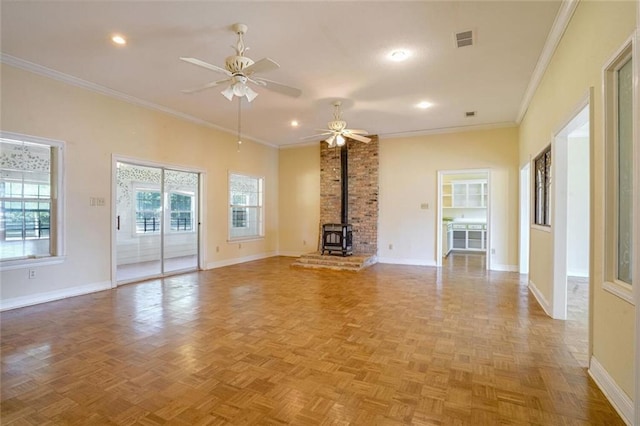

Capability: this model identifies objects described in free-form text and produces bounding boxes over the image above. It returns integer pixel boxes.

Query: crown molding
[516,0,579,124]
[377,121,517,140]
[279,140,323,149]
[278,123,516,148]
[0,53,277,149]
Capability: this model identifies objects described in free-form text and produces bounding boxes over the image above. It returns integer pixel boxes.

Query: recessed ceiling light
[290,120,299,127]
[417,101,433,109]
[111,34,127,45]
[388,49,410,62]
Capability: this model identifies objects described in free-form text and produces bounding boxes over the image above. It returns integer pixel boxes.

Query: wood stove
[321,143,353,256]
[321,223,353,256]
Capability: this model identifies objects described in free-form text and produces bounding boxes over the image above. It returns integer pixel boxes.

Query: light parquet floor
[0,255,623,425]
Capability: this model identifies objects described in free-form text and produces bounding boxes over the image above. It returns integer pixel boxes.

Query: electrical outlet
[238,243,242,249]
[28,269,36,279]
[388,243,393,250]
[303,240,307,245]
[216,246,219,253]
[491,248,496,254]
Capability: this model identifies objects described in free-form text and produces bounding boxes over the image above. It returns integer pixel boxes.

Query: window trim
[228,171,264,242]
[0,131,65,269]
[603,36,634,303]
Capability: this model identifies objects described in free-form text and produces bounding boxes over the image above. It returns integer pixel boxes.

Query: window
[616,58,633,285]
[135,189,161,233]
[231,194,248,228]
[229,173,263,240]
[604,40,633,300]
[170,192,193,231]
[0,133,64,264]
[534,146,551,226]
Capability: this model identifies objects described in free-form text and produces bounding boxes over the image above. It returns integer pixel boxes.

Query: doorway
[552,103,590,322]
[113,159,201,284]
[436,169,490,270]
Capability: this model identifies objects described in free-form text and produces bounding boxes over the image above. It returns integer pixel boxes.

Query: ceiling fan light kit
[180,23,301,102]
[180,24,370,148]
[302,101,372,148]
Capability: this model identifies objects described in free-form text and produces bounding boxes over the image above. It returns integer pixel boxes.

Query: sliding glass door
[163,169,199,274]
[115,161,199,283]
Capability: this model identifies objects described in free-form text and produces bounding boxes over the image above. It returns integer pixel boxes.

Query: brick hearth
[291,252,378,272]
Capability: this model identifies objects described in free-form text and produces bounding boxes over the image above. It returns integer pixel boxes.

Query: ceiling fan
[303,101,371,147]
[180,23,301,102]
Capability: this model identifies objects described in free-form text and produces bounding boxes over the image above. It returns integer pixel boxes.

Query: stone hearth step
[291,252,377,272]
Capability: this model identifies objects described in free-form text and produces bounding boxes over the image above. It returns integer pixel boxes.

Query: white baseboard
[377,257,437,267]
[528,280,552,317]
[490,263,519,272]
[588,356,633,425]
[0,280,112,312]
[206,252,278,269]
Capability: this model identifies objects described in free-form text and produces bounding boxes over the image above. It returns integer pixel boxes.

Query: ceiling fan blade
[180,57,231,76]
[243,57,280,75]
[345,133,372,143]
[181,78,231,94]
[345,129,369,135]
[253,77,302,98]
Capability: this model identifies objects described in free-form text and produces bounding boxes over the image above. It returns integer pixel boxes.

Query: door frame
[633,14,639,426]
[436,168,491,270]
[519,162,530,275]
[111,155,206,287]
[550,95,591,322]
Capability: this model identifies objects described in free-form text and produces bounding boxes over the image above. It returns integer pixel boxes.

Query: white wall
[566,135,589,277]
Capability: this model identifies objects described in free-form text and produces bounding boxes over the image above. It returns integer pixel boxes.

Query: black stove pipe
[340,144,348,225]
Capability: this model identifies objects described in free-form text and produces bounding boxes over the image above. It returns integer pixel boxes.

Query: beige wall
[378,127,519,268]
[519,0,636,401]
[277,127,519,268]
[278,144,320,255]
[0,64,279,307]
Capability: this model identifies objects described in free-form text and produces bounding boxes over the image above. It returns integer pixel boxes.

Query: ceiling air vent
[455,30,474,48]
[465,111,476,117]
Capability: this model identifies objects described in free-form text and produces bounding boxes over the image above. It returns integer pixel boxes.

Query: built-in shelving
[446,222,487,253]
[442,180,487,208]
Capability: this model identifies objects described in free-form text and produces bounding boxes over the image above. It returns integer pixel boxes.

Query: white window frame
[603,37,634,303]
[132,185,162,235]
[228,172,264,241]
[231,194,249,229]
[0,131,65,270]
[168,190,195,233]
[131,186,196,236]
